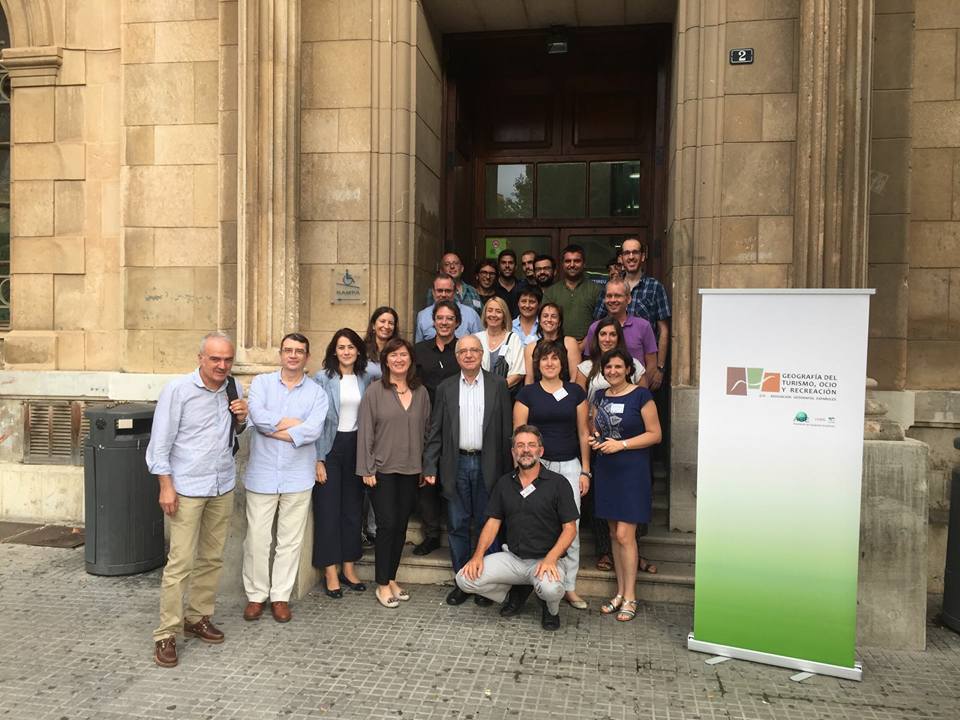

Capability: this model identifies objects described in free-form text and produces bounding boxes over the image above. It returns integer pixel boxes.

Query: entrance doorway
[442,26,671,278]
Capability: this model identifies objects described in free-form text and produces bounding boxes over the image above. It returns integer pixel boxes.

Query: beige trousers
[154,491,234,641]
[242,489,312,603]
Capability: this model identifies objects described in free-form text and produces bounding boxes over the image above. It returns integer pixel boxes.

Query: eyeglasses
[281,348,307,356]
[620,250,642,256]
[456,348,482,355]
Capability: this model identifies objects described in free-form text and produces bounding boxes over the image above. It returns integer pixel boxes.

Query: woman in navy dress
[590,348,662,622]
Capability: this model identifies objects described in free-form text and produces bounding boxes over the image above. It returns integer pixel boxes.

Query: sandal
[639,557,658,574]
[616,599,640,622]
[375,588,399,609]
[596,554,614,571]
[600,594,624,615]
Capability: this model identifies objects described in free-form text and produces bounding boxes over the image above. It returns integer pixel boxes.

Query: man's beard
[516,454,538,469]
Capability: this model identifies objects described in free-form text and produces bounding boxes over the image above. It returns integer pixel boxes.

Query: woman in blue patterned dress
[589,347,662,622]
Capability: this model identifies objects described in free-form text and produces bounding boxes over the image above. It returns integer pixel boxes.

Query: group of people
[146,236,671,668]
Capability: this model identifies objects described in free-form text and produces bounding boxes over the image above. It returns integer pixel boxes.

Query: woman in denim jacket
[312,328,380,597]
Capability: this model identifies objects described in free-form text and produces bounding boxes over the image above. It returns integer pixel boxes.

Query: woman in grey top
[357,337,431,609]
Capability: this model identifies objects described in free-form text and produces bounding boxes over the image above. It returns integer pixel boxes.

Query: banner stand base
[687,634,863,682]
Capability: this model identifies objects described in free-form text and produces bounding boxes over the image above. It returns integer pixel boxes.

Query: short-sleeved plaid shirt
[592,274,671,325]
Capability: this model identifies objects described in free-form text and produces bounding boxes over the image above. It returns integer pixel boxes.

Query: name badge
[552,388,568,401]
[520,484,536,498]
[609,403,625,414]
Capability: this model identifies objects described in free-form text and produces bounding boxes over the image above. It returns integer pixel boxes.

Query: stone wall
[120,0,221,372]
[5,1,123,370]
[908,0,960,389]
[298,0,441,349]
[867,0,913,389]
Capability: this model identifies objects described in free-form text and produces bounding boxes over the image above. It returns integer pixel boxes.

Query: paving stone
[0,543,958,719]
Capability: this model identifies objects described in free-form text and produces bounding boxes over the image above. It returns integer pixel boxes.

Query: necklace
[607,383,633,397]
[395,386,410,395]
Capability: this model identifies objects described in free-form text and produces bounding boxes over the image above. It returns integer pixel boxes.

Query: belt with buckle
[458,449,481,456]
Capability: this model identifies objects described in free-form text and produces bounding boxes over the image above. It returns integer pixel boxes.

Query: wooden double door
[442,25,671,281]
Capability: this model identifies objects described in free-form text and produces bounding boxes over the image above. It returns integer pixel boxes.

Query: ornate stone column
[235,0,301,367]
[793,0,875,288]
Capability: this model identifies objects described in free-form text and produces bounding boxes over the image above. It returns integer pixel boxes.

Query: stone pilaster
[793,0,875,288]
[235,0,301,367]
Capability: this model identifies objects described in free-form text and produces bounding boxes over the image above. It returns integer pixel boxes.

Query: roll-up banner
[688,289,873,682]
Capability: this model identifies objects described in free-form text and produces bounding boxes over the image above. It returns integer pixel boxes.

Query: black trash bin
[944,436,960,632]
[84,403,164,576]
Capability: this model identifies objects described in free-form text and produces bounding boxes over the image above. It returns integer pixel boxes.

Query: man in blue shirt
[415,273,482,342]
[147,332,249,668]
[242,333,328,624]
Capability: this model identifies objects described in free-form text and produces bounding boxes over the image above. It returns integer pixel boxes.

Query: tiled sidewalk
[2,543,958,720]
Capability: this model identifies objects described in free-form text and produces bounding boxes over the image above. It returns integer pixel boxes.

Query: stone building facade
[0,1,956,597]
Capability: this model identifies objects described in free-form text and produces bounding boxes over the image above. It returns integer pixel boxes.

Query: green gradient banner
[690,291,872,678]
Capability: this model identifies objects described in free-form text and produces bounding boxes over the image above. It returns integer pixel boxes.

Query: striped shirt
[593,273,672,325]
[458,371,484,451]
[146,369,243,497]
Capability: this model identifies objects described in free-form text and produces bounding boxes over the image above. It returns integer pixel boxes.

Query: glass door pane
[483,235,552,260]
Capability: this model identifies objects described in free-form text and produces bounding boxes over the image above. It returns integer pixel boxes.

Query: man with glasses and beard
[455,425,579,631]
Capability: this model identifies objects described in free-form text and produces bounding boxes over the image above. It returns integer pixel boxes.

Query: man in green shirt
[542,244,601,341]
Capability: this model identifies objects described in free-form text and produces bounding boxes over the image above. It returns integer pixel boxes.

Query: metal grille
[24,401,105,465]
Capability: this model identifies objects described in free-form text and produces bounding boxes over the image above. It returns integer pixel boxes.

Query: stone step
[354,544,695,605]
[403,520,694,563]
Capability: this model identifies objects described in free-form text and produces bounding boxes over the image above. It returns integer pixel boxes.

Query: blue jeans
[447,454,491,572]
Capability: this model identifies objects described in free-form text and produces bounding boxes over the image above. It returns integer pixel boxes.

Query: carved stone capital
[1,46,62,88]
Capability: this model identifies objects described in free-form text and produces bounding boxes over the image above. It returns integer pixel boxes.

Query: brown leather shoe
[154,637,178,667]
[183,616,225,644]
[271,601,292,623]
[243,601,264,621]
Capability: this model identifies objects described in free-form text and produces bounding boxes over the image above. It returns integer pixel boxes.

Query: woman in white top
[312,328,377,598]
[575,316,646,402]
[475,296,525,389]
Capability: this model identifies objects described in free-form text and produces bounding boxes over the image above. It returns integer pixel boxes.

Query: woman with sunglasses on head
[573,316,645,572]
[589,347,662,623]
[514,340,592,610]
[522,302,581,385]
[312,328,377,599]
[475,296,525,391]
[357,338,431,609]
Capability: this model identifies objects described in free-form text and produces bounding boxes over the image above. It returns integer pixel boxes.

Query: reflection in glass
[537,163,586,218]
[485,164,534,219]
[484,235,551,259]
[590,161,642,217]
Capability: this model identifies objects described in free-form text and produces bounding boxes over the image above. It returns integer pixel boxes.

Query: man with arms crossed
[242,333,328,623]
[148,331,248,668]
[422,335,512,605]
[456,425,579,631]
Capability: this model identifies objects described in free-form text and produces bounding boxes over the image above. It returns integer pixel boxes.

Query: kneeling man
[456,425,578,630]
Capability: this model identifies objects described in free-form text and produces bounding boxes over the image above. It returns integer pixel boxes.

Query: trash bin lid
[84,402,156,421]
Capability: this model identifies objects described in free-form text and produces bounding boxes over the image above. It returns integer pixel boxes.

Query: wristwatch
[580,470,592,479]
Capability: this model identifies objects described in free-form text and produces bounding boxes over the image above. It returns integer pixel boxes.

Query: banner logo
[726,367,781,395]
[726,367,839,401]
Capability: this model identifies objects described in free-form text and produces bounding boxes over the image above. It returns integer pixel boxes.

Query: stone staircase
[352,466,696,604]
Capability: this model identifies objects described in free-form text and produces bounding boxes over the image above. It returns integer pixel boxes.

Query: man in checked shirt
[147,331,248,668]
[593,237,671,390]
